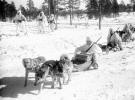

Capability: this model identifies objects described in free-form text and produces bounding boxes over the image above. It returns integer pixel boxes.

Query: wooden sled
[72,54,98,72]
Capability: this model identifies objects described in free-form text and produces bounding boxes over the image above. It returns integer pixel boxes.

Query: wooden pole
[99,0,101,30]
[55,0,58,29]
[48,0,50,16]
[69,0,73,25]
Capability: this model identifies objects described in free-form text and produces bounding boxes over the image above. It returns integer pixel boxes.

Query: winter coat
[14,14,26,23]
[75,43,102,55]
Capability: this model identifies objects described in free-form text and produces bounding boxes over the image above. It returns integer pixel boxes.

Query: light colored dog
[22,56,46,87]
[60,54,73,84]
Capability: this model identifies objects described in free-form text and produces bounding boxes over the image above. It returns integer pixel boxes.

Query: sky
[6,0,131,9]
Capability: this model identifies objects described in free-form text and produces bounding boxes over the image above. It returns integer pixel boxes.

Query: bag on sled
[72,54,92,65]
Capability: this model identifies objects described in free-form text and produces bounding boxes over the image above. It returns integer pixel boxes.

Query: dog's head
[54,61,64,74]
[35,69,44,82]
[60,54,71,65]
[22,58,32,69]
[60,54,69,61]
[34,63,48,86]
[35,56,46,64]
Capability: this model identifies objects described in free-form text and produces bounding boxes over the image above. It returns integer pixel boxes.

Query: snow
[0,12,135,100]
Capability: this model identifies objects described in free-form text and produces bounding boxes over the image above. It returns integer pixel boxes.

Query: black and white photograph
[0,0,135,100]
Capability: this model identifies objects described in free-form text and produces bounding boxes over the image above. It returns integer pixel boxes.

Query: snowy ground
[0,12,135,100]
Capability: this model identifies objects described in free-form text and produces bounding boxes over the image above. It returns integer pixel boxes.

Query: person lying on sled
[73,36,102,69]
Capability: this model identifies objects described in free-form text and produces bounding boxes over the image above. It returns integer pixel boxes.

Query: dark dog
[34,60,64,93]
[116,30,125,39]
[116,26,133,42]
[129,23,135,33]
[22,56,46,87]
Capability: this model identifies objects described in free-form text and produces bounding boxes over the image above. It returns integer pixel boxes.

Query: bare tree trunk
[69,0,73,25]
[99,0,101,30]
[48,0,50,16]
[55,0,58,29]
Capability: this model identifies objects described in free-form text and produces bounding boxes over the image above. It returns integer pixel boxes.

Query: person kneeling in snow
[73,36,102,69]
[107,28,123,52]
[120,23,134,42]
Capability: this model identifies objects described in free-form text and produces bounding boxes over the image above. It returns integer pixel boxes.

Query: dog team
[22,54,73,93]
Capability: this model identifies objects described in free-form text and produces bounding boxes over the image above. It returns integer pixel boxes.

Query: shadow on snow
[0,76,52,98]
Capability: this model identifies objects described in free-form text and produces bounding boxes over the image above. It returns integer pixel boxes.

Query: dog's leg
[106,46,110,54]
[38,67,50,94]
[34,73,38,86]
[63,76,65,84]
[24,69,29,87]
[39,82,44,94]
[67,71,71,83]
[67,65,73,83]
[64,72,69,84]
[58,77,62,89]
[63,72,66,84]
[51,75,55,88]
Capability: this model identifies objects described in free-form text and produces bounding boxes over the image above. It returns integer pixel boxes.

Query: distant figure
[48,14,56,32]
[13,10,27,35]
[128,23,135,33]
[107,28,123,51]
[37,11,48,34]
[83,14,89,28]
[122,23,133,42]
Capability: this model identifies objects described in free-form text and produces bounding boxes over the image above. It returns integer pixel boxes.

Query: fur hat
[86,36,92,42]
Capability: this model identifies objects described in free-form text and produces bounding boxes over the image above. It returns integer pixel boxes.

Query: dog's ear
[48,63,53,68]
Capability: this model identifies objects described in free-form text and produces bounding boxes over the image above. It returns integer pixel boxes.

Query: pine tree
[112,0,119,17]
[58,0,68,11]
[1,0,7,21]
[10,2,17,18]
[103,0,112,16]
[0,0,2,20]
[130,0,135,12]
[72,0,80,11]
[27,0,35,19]
[27,0,34,10]
[119,0,126,12]
[86,0,99,18]
[42,0,48,14]
[133,4,135,12]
